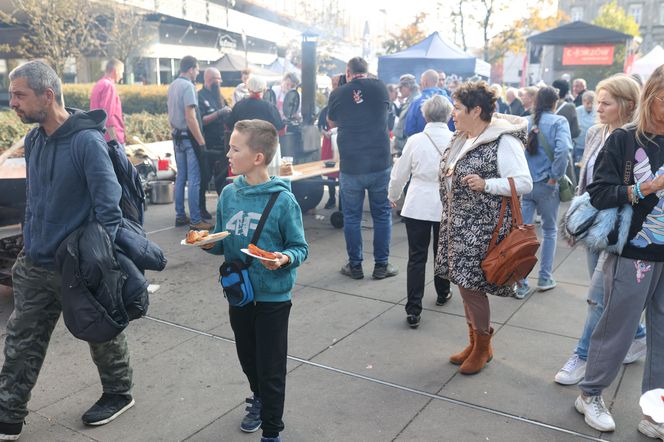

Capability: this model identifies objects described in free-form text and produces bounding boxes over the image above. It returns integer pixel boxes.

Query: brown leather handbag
[481,178,540,286]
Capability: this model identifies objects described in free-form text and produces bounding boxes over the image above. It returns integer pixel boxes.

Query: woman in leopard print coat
[435,81,532,375]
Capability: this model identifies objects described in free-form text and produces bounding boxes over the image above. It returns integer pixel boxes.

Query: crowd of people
[1,53,664,442]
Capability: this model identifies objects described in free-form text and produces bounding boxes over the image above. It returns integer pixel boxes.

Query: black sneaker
[436,292,452,306]
[201,209,213,220]
[372,263,398,280]
[406,314,420,328]
[240,396,262,433]
[340,263,364,279]
[175,216,190,227]
[0,421,22,440]
[81,393,135,426]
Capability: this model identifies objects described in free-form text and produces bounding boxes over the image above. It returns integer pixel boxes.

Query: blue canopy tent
[378,32,491,83]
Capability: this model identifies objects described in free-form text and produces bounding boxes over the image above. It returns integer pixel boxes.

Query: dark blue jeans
[339,168,392,266]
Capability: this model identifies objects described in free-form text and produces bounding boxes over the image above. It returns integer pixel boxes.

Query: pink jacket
[90,76,125,144]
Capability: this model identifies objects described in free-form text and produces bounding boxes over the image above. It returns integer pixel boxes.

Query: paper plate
[640,389,664,423]
[240,248,279,262]
[180,231,230,246]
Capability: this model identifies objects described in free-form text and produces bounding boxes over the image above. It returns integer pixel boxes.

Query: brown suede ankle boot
[449,323,474,365]
[459,328,494,375]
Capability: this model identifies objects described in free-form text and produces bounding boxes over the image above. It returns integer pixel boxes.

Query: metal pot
[150,180,174,204]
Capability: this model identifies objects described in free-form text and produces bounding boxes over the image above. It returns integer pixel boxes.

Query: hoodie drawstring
[49,141,57,182]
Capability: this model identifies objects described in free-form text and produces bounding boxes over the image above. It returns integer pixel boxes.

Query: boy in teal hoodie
[203,119,307,442]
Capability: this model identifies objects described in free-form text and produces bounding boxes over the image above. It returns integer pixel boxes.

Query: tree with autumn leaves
[0,0,148,78]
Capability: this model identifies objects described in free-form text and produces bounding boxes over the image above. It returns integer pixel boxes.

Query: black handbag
[219,192,281,307]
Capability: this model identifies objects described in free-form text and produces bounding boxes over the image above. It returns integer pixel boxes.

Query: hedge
[63,84,236,115]
[0,110,171,154]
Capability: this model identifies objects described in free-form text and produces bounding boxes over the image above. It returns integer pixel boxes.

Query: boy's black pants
[229,300,291,437]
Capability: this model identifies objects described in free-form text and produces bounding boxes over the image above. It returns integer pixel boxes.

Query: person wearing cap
[392,74,419,155]
[226,76,284,133]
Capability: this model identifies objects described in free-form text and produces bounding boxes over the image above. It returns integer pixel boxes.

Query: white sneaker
[575,394,616,432]
[639,419,664,440]
[555,354,586,385]
[623,336,647,364]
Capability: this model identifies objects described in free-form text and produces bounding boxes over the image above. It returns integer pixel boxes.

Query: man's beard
[210,82,223,107]
[15,109,47,124]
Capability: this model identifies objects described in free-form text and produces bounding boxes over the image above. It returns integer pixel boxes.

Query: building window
[571,6,584,22]
[629,3,643,25]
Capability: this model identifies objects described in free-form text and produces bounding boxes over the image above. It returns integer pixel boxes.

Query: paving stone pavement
[0,195,655,442]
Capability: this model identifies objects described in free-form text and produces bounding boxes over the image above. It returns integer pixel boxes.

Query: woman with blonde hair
[555,74,644,386]
[573,65,664,438]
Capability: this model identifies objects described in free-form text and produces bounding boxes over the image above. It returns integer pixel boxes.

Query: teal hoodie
[206,176,308,302]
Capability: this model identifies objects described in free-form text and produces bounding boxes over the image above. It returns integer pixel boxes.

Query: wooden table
[281,160,339,181]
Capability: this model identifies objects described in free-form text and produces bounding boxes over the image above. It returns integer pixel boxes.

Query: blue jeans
[521,180,561,282]
[174,138,201,224]
[574,250,646,360]
[339,168,392,266]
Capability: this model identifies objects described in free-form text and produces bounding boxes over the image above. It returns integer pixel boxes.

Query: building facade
[559,0,664,52]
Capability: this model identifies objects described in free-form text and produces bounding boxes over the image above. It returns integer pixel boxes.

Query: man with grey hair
[505,87,525,116]
[573,78,587,107]
[574,90,596,176]
[0,60,134,440]
[392,74,419,155]
[404,69,453,137]
[90,58,125,145]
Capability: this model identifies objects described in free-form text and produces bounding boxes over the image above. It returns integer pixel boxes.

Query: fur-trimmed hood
[443,113,528,174]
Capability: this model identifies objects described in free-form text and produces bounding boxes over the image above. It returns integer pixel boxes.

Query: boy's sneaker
[514,283,531,300]
[0,421,22,441]
[537,277,557,291]
[554,354,586,385]
[240,396,262,433]
[260,437,282,442]
[406,314,420,328]
[175,216,190,227]
[638,419,664,440]
[574,394,615,432]
[190,221,214,230]
[623,336,647,364]
[81,393,135,426]
[340,263,363,280]
[436,292,452,306]
[372,263,398,280]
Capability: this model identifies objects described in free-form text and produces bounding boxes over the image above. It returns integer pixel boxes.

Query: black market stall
[526,21,633,85]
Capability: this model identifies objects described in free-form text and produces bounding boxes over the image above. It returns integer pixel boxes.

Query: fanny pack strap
[245,191,282,265]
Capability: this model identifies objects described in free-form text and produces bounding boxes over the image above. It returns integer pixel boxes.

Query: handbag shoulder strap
[537,130,555,163]
[621,127,636,185]
[486,178,522,254]
[245,191,282,265]
[423,132,443,156]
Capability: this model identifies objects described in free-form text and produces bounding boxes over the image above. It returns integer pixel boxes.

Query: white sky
[353,0,559,49]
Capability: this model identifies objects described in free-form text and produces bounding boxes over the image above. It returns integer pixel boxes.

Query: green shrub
[124,112,171,143]
[0,111,34,154]
[63,84,236,115]
[0,110,171,154]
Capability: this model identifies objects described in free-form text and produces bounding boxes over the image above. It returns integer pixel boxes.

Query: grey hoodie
[23,108,122,269]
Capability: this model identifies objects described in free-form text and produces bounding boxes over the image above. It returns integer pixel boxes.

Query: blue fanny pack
[218,191,281,307]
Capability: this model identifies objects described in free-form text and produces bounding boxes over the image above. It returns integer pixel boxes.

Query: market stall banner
[562,45,614,65]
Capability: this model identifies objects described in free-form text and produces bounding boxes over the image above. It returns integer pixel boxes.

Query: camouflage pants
[0,254,133,423]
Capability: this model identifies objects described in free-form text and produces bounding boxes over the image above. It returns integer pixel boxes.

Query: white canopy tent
[631,45,664,81]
